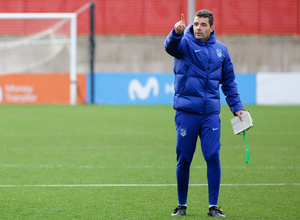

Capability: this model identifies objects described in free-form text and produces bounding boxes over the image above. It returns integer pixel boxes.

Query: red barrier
[196,0,300,35]
[0,0,299,35]
[0,74,86,104]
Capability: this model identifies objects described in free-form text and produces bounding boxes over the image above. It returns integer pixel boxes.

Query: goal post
[0,13,77,105]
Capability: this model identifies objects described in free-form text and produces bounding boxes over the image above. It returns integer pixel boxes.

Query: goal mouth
[0,18,71,74]
[0,13,77,105]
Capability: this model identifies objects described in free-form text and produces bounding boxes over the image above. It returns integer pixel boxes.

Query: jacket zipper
[203,42,210,114]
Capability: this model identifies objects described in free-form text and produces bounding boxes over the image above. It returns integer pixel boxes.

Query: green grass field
[0,105,299,219]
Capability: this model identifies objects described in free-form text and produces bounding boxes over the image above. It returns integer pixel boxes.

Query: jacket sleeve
[221,48,245,114]
[164,29,184,59]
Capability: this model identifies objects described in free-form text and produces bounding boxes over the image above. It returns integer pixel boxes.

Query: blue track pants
[175,110,221,206]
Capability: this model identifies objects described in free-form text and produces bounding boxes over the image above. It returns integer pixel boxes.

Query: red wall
[0,0,299,35]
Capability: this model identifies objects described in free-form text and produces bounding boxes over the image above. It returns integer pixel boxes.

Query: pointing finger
[181,13,185,24]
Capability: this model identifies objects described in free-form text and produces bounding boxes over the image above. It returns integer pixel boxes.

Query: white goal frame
[0,13,78,105]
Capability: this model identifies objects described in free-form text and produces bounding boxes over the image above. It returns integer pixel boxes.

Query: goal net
[0,13,77,105]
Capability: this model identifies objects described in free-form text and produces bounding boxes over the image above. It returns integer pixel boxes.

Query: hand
[235,110,245,122]
[174,13,186,35]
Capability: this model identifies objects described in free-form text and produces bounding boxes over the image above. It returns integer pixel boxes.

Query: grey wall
[1,35,298,74]
[76,35,300,74]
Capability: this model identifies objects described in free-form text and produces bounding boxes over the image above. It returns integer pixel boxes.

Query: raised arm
[164,13,186,58]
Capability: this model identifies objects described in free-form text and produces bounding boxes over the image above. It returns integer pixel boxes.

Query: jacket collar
[184,24,216,45]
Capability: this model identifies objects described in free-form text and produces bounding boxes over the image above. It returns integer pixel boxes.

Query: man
[164,9,245,218]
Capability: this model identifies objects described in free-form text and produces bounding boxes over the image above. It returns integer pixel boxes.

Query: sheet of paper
[231,111,254,135]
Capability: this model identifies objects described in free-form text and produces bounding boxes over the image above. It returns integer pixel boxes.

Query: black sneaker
[208,206,226,218]
[171,205,187,216]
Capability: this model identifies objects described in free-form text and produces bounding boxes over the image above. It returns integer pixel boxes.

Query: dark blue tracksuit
[165,25,244,206]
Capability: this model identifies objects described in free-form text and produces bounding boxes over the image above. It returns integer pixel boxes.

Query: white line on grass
[0,183,299,187]
[0,164,299,170]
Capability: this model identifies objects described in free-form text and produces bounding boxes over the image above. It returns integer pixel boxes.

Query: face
[193,17,214,41]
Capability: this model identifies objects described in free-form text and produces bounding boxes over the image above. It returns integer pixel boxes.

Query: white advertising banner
[257,73,300,105]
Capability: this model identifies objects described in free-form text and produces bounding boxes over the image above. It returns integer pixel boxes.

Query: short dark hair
[195,9,214,26]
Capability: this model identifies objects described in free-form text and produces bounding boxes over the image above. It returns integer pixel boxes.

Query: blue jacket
[164,25,244,115]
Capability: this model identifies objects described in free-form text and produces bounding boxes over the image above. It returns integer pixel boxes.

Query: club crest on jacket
[216,48,222,57]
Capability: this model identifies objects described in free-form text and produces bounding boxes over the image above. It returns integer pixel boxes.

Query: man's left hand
[235,110,245,122]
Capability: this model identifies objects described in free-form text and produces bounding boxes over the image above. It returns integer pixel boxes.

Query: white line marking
[0,164,299,170]
[0,183,299,187]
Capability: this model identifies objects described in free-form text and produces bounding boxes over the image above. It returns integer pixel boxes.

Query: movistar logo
[128,77,159,101]
[194,49,202,53]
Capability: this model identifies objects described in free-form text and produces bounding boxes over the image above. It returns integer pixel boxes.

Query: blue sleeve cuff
[171,29,184,39]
